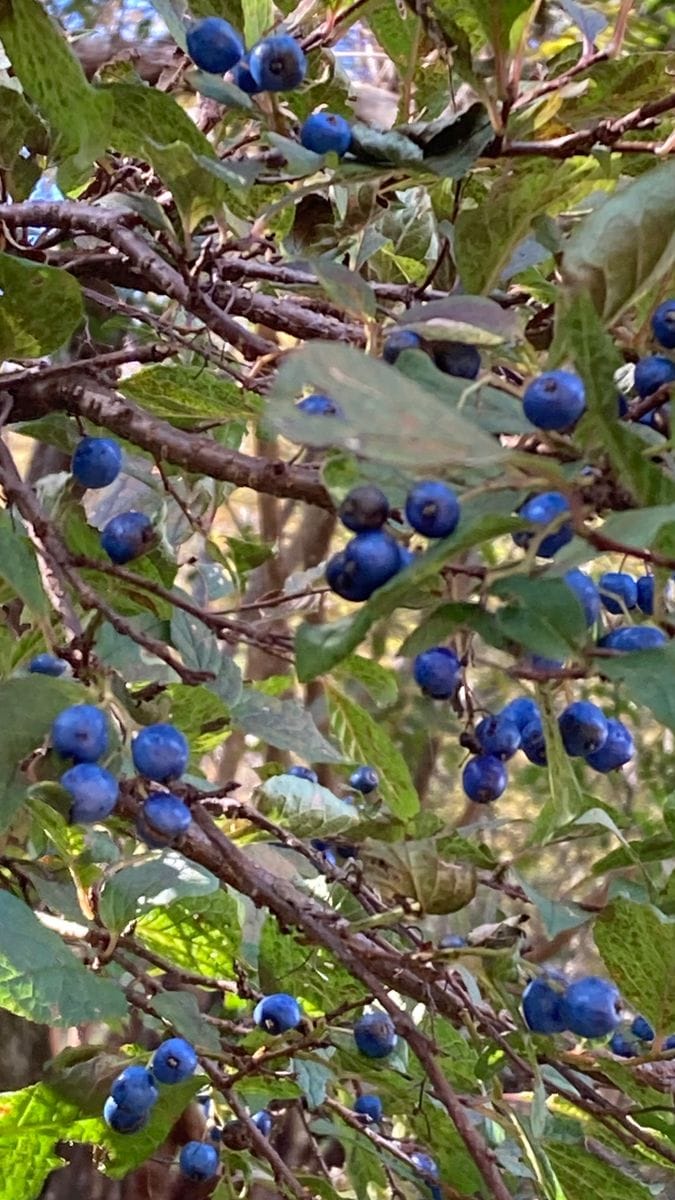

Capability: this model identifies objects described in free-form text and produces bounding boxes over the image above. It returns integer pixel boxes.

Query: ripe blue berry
[439,933,466,948]
[521,720,547,766]
[522,974,567,1033]
[61,763,119,824]
[300,112,351,156]
[186,16,243,74]
[609,1031,641,1058]
[405,480,460,539]
[410,1151,441,1199]
[561,976,621,1038]
[249,34,306,92]
[339,485,389,532]
[652,299,675,349]
[311,839,337,866]
[599,571,637,614]
[52,704,108,762]
[523,369,586,431]
[231,60,262,94]
[152,1037,197,1084]
[254,993,302,1034]
[29,653,67,676]
[132,723,189,782]
[252,1109,273,1136]
[110,1065,158,1112]
[514,492,572,558]
[501,696,540,733]
[434,342,481,380]
[179,1140,219,1181]
[413,646,461,699]
[585,717,634,773]
[354,1011,396,1058]
[71,437,122,489]
[600,625,667,652]
[559,701,608,757]
[349,764,379,793]
[296,392,344,416]
[475,714,521,760]
[462,755,508,804]
[326,531,401,601]
[636,575,655,614]
[631,1015,654,1042]
[142,792,191,838]
[103,1095,148,1134]
[383,329,422,364]
[101,511,154,564]
[288,765,318,782]
[634,355,675,399]
[354,1094,383,1122]
[564,569,600,627]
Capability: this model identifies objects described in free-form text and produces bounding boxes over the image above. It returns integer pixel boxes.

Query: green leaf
[0,510,49,618]
[0,254,83,359]
[312,260,377,320]
[254,775,361,839]
[231,690,343,762]
[120,364,261,423]
[0,0,112,178]
[270,341,506,472]
[596,641,675,733]
[98,850,219,934]
[326,684,419,820]
[594,898,675,1032]
[0,1082,102,1200]
[0,85,41,169]
[561,159,675,325]
[293,1051,335,1109]
[243,0,274,53]
[359,838,476,914]
[334,655,399,709]
[544,1139,653,1200]
[490,575,587,659]
[151,990,221,1053]
[0,892,126,1026]
[0,675,86,829]
[397,294,520,347]
[465,0,534,50]
[135,889,242,978]
[399,601,500,658]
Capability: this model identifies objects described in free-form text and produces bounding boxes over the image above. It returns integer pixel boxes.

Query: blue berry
[300,112,351,156]
[101,511,154,564]
[179,1140,219,1181]
[110,1065,158,1112]
[296,392,343,416]
[475,714,521,760]
[462,755,508,804]
[501,697,540,733]
[326,530,401,601]
[561,976,621,1038]
[383,329,422,364]
[405,480,460,539]
[636,575,655,614]
[521,721,547,766]
[29,653,67,677]
[564,569,600,627]
[410,1151,441,1199]
[132,723,189,782]
[652,299,675,349]
[631,1015,654,1042]
[522,974,567,1033]
[514,492,572,558]
[609,1031,641,1058]
[523,369,586,431]
[103,1095,148,1134]
[434,343,481,380]
[585,718,634,772]
[231,60,262,94]
[52,704,108,762]
[252,1109,273,1136]
[339,485,389,532]
[249,34,306,92]
[152,1037,197,1084]
[600,625,667,652]
[634,355,675,399]
[354,1011,396,1058]
[439,933,466,948]
[559,701,608,757]
[71,437,122,489]
[288,765,318,782]
[143,792,191,838]
[354,1094,383,1122]
[186,16,243,74]
[413,646,461,699]
[349,765,379,793]
[311,839,337,866]
[599,572,637,614]
[254,993,302,1034]
[61,763,119,824]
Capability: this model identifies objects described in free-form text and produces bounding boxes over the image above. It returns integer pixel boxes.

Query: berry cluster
[523,973,675,1056]
[186,17,306,94]
[383,328,481,381]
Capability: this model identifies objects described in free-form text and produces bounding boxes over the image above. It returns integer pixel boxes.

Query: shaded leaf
[326,684,419,820]
[232,690,343,762]
[544,1139,653,1200]
[0,254,83,359]
[120,364,261,423]
[594,898,675,1032]
[359,838,476,914]
[254,775,360,839]
[98,850,219,933]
